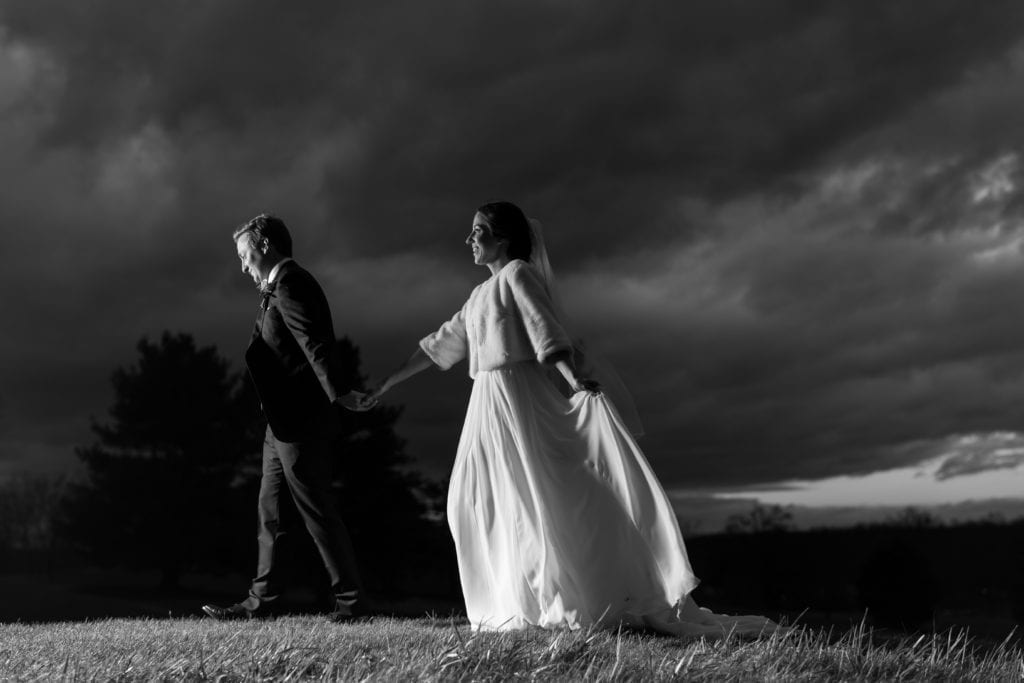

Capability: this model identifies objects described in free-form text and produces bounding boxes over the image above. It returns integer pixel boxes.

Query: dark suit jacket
[245,260,349,442]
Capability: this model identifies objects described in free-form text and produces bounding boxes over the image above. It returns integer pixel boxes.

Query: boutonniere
[259,280,278,310]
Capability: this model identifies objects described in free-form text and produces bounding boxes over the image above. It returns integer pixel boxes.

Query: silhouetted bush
[880,507,943,529]
[0,473,66,555]
[1010,547,1024,625]
[724,504,794,534]
[857,538,939,629]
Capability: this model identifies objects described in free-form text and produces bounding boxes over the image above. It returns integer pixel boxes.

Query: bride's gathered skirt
[447,361,776,637]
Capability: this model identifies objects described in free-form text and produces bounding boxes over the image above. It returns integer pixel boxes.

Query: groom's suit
[246,259,348,441]
[243,259,362,610]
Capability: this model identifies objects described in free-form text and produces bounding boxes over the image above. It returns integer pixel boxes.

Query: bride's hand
[570,376,602,396]
[365,378,391,404]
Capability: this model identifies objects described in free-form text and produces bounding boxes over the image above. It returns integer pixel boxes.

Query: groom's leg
[278,436,363,603]
[245,426,287,610]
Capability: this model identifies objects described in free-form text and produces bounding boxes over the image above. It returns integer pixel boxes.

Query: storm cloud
[3,0,1024,496]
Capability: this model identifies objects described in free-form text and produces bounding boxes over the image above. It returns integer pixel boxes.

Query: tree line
[0,331,455,599]
[3,335,1023,627]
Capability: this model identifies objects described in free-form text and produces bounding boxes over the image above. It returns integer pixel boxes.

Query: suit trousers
[246,425,362,608]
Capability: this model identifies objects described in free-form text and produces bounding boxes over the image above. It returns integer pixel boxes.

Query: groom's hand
[355,391,379,410]
[337,390,376,412]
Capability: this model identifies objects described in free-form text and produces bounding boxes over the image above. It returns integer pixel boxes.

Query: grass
[0,615,1021,681]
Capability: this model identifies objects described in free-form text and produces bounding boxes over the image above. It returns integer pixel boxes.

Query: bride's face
[466,212,505,266]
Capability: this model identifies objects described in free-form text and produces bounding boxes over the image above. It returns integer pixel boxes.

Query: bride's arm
[368,347,435,400]
[547,350,601,395]
[366,304,469,405]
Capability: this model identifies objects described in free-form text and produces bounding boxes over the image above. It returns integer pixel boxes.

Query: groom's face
[236,234,270,286]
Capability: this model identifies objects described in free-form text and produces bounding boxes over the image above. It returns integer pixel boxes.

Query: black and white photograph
[1,1,1024,679]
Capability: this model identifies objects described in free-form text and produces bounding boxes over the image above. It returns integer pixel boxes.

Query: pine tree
[61,332,261,589]
[61,332,450,596]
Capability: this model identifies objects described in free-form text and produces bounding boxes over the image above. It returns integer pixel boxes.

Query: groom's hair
[233,213,293,257]
[477,201,531,261]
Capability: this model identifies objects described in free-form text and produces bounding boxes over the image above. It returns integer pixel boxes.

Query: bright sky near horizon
[717,432,1024,508]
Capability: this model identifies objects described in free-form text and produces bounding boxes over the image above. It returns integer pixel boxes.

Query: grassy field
[1,615,1021,681]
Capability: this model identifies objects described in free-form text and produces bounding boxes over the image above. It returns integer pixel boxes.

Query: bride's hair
[477,201,532,261]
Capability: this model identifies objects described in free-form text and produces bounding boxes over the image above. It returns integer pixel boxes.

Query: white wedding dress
[423,260,776,637]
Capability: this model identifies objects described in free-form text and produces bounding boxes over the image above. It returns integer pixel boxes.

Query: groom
[202,213,372,621]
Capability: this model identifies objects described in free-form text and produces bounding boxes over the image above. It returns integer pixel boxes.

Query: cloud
[3,1,1023,258]
[933,432,1024,479]
[3,1,1024,496]
[604,151,1024,484]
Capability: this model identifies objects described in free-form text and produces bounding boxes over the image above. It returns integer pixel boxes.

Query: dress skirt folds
[448,362,774,637]
[424,260,775,637]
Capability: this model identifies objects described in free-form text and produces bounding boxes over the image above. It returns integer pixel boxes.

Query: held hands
[362,378,391,406]
[336,377,393,413]
[338,390,377,412]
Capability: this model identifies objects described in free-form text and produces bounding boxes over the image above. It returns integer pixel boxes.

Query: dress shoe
[202,603,256,620]
[327,600,371,623]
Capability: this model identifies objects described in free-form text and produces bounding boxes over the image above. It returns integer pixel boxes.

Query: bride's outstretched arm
[367,347,435,401]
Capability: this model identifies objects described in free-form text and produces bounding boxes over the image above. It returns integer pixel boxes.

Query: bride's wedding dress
[422,259,775,637]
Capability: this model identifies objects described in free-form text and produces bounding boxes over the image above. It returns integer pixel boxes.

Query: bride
[366,201,774,637]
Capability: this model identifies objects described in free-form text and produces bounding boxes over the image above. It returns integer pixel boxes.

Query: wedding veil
[527,219,645,437]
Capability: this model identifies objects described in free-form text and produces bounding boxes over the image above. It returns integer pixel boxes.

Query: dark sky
[4,1,1024,497]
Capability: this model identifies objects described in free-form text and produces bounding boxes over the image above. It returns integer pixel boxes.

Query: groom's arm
[274,271,346,403]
